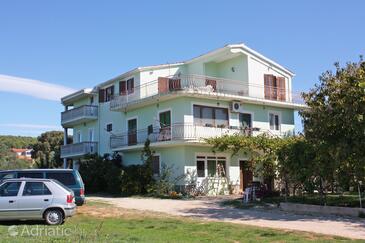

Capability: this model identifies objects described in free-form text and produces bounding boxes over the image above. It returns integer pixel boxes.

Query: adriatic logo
[8,225,18,237]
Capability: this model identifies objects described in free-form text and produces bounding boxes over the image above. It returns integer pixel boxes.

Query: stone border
[280,202,365,217]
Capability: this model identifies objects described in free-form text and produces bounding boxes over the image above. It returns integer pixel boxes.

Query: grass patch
[0,202,359,242]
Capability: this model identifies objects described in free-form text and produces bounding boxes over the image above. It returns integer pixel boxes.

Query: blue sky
[0,0,364,136]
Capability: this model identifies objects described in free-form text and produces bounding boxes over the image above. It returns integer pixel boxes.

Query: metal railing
[110,74,304,110]
[60,142,98,158]
[110,123,284,149]
[61,105,98,125]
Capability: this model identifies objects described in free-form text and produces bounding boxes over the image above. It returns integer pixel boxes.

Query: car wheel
[44,209,64,225]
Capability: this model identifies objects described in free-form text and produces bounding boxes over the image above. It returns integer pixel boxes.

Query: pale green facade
[61,43,302,193]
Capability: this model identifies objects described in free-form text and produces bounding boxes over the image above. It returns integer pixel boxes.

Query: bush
[79,153,123,195]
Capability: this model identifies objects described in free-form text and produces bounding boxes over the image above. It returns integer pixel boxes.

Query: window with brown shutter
[105,85,114,102]
[264,74,277,100]
[276,77,286,101]
[119,81,126,95]
[158,77,169,94]
[127,78,134,94]
[99,89,105,103]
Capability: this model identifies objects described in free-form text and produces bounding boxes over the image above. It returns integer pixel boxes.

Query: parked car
[0,178,76,225]
[0,169,85,206]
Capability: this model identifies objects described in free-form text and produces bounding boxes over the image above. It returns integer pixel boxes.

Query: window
[90,96,94,104]
[46,172,76,186]
[128,119,137,145]
[0,182,21,197]
[105,85,114,102]
[22,182,51,196]
[106,123,113,132]
[196,160,205,177]
[264,75,286,101]
[127,78,134,94]
[0,172,15,180]
[152,156,160,176]
[193,105,229,127]
[159,111,171,128]
[196,155,227,178]
[239,113,252,129]
[269,113,280,131]
[18,172,43,178]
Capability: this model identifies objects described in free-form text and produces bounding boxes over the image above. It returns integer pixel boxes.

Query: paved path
[88,196,365,240]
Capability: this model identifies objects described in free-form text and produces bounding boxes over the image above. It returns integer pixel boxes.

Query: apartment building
[60,43,304,193]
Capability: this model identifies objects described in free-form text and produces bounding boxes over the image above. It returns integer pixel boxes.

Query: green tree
[300,59,365,190]
[32,131,67,168]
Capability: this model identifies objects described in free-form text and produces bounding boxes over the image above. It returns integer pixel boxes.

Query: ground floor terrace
[119,145,270,195]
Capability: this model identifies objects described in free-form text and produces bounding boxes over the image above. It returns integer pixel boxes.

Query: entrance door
[128,119,137,145]
[239,160,253,191]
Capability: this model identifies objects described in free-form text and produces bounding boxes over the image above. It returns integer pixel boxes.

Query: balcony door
[128,119,137,145]
[158,111,171,141]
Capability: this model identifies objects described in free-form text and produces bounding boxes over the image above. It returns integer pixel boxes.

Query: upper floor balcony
[61,105,98,128]
[60,141,98,159]
[110,123,285,151]
[110,74,304,111]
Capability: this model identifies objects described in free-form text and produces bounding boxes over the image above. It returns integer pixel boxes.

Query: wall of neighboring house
[248,56,292,101]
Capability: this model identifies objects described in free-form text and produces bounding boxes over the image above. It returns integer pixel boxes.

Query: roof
[0,169,74,173]
[62,43,295,101]
[61,88,94,105]
[11,148,31,153]
[2,178,53,182]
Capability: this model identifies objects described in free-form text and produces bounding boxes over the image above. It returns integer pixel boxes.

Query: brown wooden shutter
[119,81,126,95]
[99,89,105,103]
[205,79,217,91]
[158,77,169,94]
[127,78,134,94]
[276,77,286,101]
[264,74,270,99]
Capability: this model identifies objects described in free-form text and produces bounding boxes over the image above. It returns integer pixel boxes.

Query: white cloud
[0,123,62,130]
[0,74,76,101]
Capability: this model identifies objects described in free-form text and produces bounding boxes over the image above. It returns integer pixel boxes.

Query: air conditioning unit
[230,101,241,112]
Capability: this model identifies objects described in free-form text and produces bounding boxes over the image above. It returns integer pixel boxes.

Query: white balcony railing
[61,142,98,158]
[110,74,304,110]
[61,105,98,127]
[110,123,285,150]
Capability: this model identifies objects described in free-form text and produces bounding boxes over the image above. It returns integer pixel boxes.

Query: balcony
[61,105,98,127]
[61,142,98,158]
[110,74,304,111]
[109,123,278,150]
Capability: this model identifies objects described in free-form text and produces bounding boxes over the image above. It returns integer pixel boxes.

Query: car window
[22,182,52,196]
[0,172,16,180]
[18,172,43,178]
[45,172,76,186]
[0,182,21,197]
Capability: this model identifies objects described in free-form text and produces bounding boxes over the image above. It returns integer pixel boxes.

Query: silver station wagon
[0,178,76,225]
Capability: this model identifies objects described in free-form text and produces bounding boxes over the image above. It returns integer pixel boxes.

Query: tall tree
[32,131,65,168]
[300,58,365,189]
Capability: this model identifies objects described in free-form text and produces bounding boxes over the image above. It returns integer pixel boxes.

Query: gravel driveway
[88,196,365,240]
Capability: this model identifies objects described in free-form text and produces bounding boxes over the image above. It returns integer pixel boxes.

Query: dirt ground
[87,196,365,240]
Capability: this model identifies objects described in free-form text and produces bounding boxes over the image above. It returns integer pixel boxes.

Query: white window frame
[195,153,228,178]
[191,102,231,128]
[238,111,254,129]
[268,111,281,131]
